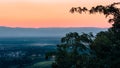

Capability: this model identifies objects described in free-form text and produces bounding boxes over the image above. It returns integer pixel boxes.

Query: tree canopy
[70,2,120,31]
[48,2,120,68]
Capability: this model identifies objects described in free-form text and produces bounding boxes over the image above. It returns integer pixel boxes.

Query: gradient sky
[0,0,119,28]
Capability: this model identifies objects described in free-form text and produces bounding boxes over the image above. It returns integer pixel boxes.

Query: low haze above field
[0,0,119,28]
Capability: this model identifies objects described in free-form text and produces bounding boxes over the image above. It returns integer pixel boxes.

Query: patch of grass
[26,61,53,68]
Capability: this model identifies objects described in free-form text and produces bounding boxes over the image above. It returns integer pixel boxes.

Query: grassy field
[26,61,53,68]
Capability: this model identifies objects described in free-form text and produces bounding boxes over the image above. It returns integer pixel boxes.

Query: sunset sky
[0,0,119,28]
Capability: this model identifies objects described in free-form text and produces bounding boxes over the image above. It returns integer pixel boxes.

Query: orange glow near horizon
[0,0,119,28]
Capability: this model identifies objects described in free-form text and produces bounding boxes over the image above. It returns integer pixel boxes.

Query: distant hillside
[0,26,107,37]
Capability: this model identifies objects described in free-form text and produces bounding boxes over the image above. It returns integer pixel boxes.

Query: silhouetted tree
[52,32,94,68]
[49,2,120,68]
[70,2,120,68]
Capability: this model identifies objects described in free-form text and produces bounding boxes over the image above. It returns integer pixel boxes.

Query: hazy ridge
[0,26,107,37]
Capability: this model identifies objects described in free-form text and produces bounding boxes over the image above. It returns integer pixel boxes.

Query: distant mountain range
[0,26,107,37]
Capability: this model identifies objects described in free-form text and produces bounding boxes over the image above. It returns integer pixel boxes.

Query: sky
[0,0,119,28]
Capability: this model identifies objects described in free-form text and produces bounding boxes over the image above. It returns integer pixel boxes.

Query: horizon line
[0,26,109,29]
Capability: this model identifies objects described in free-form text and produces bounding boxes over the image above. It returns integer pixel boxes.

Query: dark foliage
[50,2,120,68]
